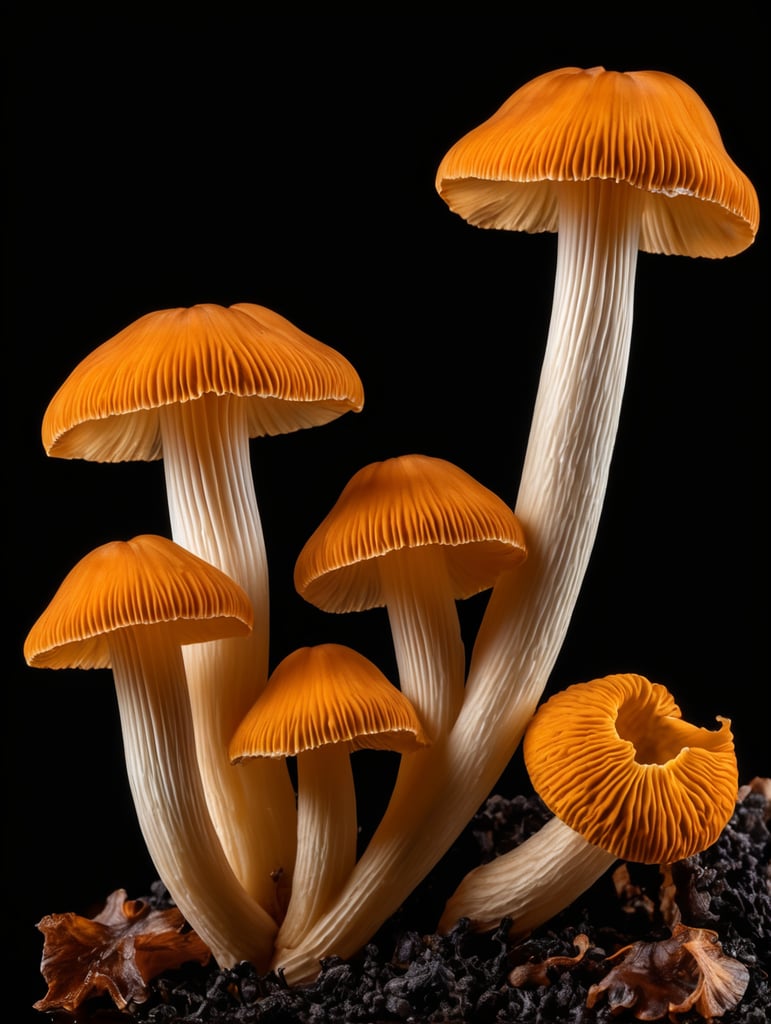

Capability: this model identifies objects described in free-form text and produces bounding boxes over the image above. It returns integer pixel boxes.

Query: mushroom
[41,301,364,913]
[23,534,278,970]
[275,69,757,983]
[293,454,527,740]
[269,455,524,971]
[437,65,759,745]
[438,674,738,936]
[229,643,430,950]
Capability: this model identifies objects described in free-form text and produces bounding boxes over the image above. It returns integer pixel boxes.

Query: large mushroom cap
[294,454,527,613]
[24,534,253,670]
[436,66,759,258]
[230,643,431,760]
[523,673,738,864]
[42,302,365,462]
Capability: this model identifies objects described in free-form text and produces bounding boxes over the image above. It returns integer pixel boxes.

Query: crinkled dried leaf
[508,933,590,987]
[672,929,751,1018]
[586,923,749,1021]
[34,888,211,1012]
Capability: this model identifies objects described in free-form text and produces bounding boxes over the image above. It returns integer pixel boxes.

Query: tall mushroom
[230,643,430,950]
[41,301,364,915]
[24,534,278,970]
[436,65,758,799]
[438,673,738,936]
[293,454,527,740]
[438,65,759,729]
[273,68,758,983]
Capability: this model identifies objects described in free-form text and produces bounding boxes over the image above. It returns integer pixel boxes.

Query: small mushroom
[24,534,278,969]
[294,454,526,739]
[438,674,738,937]
[41,301,364,912]
[271,456,523,974]
[229,643,430,950]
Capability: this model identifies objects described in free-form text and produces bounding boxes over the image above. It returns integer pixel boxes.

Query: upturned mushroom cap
[24,534,253,669]
[294,454,527,613]
[42,302,364,462]
[230,643,431,760]
[523,673,738,864]
[436,66,759,258]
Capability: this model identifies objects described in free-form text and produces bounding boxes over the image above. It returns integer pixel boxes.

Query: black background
[7,14,768,1019]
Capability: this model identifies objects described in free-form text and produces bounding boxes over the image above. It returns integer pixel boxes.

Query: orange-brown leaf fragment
[508,933,591,987]
[34,889,211,1012]
[586,923,749,1021]
[671,929,751,1018]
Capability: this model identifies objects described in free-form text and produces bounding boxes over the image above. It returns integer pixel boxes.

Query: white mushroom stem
[438,815,616,936]
[108,626,277,970]
[273,178,643,982]
[379,547,466,740]
[277,745,358,950]
[160,393,297,916]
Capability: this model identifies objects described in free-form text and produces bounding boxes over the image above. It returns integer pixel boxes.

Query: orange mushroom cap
[24,534,253,670]
[230,643,431,760]
[523,673,738,864]
[436,66,759,258]
[42,302,364,462]
[294,454,527,613]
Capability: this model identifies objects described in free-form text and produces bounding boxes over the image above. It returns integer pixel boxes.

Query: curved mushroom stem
[160,394,297,917]
[438,815,616,936]
[464,178,643,718]
[277,745,358,950]
[379,547,466,740]
[109,627,277,970]
[272,179,643,982]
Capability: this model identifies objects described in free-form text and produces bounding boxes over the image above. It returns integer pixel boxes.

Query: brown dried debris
[612,862,657,920]
[34,888,211,1013]
[738,775,771,815]
[586,923,750,1021]
[507,932,591,987]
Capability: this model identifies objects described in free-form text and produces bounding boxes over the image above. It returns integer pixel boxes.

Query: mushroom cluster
[26,65,757,1004]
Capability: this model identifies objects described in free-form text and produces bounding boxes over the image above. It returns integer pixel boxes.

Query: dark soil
[38,785,770,1023]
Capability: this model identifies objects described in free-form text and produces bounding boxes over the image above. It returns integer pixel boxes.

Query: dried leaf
[508,933,590,987]
[586,923,749,1021]
[34,888,211,1012]
[671,930,751,1018]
